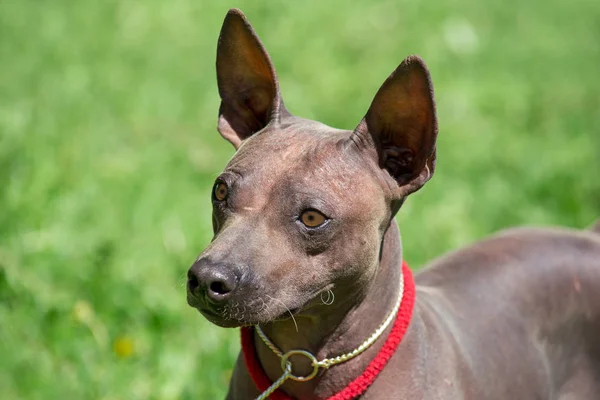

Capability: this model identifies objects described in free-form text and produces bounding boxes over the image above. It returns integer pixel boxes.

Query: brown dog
[187,9,600,399]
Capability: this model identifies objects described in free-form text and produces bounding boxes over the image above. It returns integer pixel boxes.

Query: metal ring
[280,350,319,382]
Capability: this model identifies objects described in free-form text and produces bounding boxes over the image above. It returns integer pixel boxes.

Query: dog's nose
[187,262,239,302]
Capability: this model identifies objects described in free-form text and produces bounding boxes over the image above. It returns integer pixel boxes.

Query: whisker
[320,289,335,305]
[266,295,298,333]
[175,272,188,289]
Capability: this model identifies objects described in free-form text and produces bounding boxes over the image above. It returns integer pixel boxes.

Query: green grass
[1,0,599,398]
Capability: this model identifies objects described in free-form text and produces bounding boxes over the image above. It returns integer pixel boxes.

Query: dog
[186,9,600,399]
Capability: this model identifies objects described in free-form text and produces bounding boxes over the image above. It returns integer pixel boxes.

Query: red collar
[241,260,416,399]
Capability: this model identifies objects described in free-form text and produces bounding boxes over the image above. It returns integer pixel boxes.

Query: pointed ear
[216,9,284,149]
[353,55,438,198]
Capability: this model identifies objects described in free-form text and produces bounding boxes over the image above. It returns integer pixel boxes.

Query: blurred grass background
[1,0,599,398]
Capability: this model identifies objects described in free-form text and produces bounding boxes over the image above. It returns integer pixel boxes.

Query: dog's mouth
[193,301,305,328]
[197,306,249,328]
[189,286,333,327]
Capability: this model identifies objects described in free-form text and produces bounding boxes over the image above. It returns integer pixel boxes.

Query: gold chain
[254,271,404,399]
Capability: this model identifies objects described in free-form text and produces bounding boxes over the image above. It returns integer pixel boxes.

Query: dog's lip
[187,293,221,316]
[197,305,220,318]
[188,284,336,326]
[200,309,247,328]
[187,292,220,312]
[189,301,234,324]
[186,292,205,308]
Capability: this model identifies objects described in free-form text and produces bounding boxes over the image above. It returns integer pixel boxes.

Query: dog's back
[591,220,600,235]
[414,224,600,399]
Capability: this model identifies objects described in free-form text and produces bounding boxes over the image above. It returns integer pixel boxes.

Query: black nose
[187,261,239,302]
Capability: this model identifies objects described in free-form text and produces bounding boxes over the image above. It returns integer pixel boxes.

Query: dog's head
[187,9,437,327]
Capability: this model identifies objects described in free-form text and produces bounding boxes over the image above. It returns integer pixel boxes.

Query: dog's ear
[353,56,438,198]
[216,9,284,149]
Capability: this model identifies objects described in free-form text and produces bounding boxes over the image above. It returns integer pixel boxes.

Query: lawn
[1,0,599,399]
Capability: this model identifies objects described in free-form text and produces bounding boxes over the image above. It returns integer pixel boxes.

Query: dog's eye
[300,210,327,228]
[213,182,228,202]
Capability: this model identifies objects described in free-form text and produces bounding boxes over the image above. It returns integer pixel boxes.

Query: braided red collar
[241,261,415,399]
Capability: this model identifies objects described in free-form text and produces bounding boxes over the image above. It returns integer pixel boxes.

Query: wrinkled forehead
[229,122,344,172]
[221,121,385,212]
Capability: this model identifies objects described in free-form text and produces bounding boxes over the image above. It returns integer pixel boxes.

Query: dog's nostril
[209,280,230,295]
[187,272,200,293]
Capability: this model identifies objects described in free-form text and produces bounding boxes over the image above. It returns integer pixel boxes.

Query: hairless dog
[187,9,600,399]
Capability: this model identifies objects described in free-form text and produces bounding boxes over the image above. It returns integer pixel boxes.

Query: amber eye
[300,210,327,228]
[213,182,228,201]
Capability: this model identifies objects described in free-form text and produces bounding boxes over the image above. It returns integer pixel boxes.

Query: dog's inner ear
[216,9,283,149]
[353,55,438,198]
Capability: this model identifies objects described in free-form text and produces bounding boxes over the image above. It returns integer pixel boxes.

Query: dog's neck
[254,220,406,398]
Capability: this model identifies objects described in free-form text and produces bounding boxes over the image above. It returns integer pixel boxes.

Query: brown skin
[187,9,600,399]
